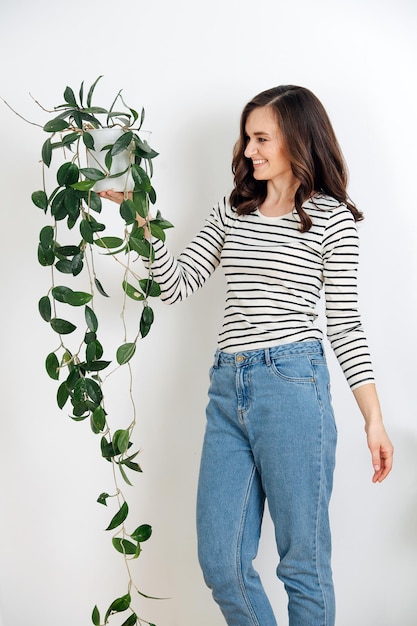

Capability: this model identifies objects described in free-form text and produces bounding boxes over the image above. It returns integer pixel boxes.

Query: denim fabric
[196,340,337,626]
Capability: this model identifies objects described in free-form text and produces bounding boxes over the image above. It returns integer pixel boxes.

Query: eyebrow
[245,131,271,137]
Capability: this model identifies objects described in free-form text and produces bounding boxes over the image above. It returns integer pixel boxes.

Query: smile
[252,159,267,166]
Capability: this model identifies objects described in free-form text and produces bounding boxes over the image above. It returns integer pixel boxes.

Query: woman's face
[244,106,293,184]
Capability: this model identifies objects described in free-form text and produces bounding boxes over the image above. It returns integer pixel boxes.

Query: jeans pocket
[269,354,315,383]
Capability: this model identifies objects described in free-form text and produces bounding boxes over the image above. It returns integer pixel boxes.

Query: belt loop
[264,348,271,366]
[213,350,221,368]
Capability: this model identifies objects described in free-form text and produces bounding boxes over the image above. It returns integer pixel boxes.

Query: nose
[244,138,257,159]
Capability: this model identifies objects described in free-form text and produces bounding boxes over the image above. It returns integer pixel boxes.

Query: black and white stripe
[147,194,374,389]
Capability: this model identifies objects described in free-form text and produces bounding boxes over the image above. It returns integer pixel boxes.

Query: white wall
[0,0,416,624]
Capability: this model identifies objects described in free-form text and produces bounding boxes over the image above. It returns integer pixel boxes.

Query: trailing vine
[4,77,172,625]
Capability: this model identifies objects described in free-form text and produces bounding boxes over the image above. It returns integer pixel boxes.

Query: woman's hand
[98,189,129,205]
[352,383,394,483]
[365,421,394,483]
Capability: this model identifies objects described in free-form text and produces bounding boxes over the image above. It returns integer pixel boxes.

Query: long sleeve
[322,209,374,389]
[144,200,227,303]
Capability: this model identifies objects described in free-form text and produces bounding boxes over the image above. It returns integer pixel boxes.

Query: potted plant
[3,76,173,625]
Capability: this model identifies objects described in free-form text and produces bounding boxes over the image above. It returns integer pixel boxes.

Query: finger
[372,450,393,483]
[371,448,382,474]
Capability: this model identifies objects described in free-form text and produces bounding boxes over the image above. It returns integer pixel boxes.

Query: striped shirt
[147,193,374,389]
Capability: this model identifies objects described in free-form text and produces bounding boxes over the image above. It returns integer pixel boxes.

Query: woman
[101,85,393,626]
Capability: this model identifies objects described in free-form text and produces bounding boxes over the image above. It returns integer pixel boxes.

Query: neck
[260,178,299,217]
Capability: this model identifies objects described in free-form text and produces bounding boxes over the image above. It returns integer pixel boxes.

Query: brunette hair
[229,85,363,231]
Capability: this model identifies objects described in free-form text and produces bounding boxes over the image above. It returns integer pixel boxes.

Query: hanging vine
[4,77,172,625]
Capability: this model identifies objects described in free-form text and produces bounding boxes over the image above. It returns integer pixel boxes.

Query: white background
[0,0,416,625]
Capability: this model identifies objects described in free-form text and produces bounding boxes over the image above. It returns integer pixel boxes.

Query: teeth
[253,159,266,164]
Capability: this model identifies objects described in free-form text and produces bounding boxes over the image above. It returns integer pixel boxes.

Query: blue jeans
[196,340,337,626]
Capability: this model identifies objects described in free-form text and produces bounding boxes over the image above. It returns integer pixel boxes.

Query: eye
[257,137,267,143]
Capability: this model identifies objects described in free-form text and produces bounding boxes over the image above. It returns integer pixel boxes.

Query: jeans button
[236,355,245,363]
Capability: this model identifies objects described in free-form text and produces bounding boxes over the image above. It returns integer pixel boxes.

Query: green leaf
[50,189,66,219]
[37,244,55,266]
[61,132,80,147]
[53,287,90,305]
[80,218,94,243]
[105,593,131,621]
[118,464,133,487]
[65,291,93,306]
[85,328,96,344]
[50,318,77,334]
[43,118,69,133]
[97,492,110,506]
[55,245,80,257]
[85,378,102,404]
[104,150,113,171]
[86,75,103,108]
[149,186,157,204]
[39,225,54,248]
[111,131,133,156]
[122,281,144,302]
[121,612,138,626]
[65,366,80,391]
[92,605,100,626]
[131,524,152,542]
[85,305,98,332]
[78,81,84,106]
[94,236,124,249]
[71,179,96,191]
[86,106,109,115]
[83,131,95,150]
[153,217,174,231]
[52,285,73,303]
[116,343,136,365]
[101,436,115,459]
[134,136,159,159]
[80,360,111,372]
[106,502,129,531]
[70,413,89,422]
[88,190,102,213]
[72,377,87,402]
[132,191,148,218]
[38,296,52,322]
[32,190,48,211]
[139,278,161,298]
[55,259,73,274]
[131,164,151,193]
[89,218,105,233]
[64,86,77,107]
[57,162,79,186]
[113,429,130,454]
[71,253,84,276]
[112,538,137,555]
[122,459,142,473]
[85,336,97,358]
[120,200,136,224]
[128,234,150,257]
[91,406,106,432]
[42,138,52,167]
[79,167,106,181]
[94,277,109,297]
[63,187,80,216]
[45,352,60,380]
[140,306,154,338]
[84,331,96,345]
[57,381,70,409]
[149,221,166,242]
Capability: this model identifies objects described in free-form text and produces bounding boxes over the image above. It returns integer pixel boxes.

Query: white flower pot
[87,127,134,193]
